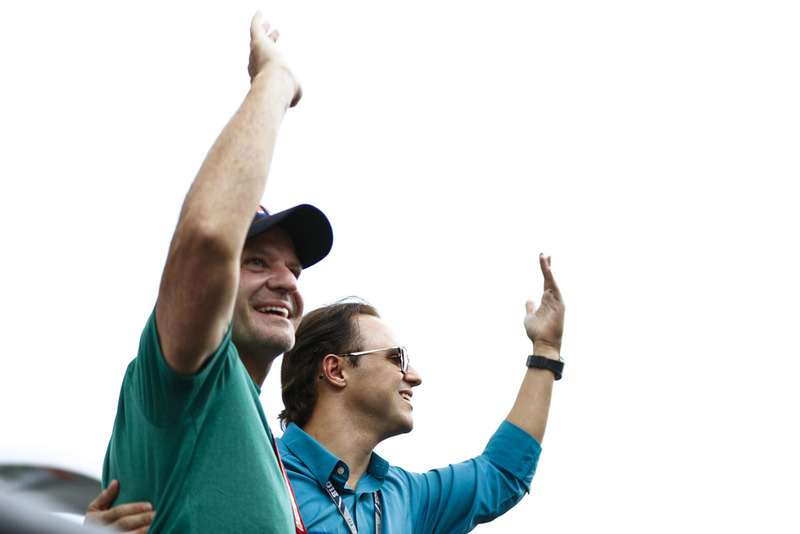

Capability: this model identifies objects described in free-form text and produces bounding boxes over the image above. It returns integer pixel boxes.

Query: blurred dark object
[0,463,109,532]
[0,485,110,533]
[0,464,101,516]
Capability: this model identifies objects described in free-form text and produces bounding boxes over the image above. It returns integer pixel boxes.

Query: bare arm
[505,253,565,443]
[156,12,302,375]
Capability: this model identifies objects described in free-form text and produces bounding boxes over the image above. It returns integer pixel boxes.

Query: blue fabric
[278,421,541,534]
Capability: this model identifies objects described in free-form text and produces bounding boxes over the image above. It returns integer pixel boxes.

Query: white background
[1,1,799,532]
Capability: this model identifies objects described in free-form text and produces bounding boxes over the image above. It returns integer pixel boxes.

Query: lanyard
[271,436,308,534]
[324,480,382,534]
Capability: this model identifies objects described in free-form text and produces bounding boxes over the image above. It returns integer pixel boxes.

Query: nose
[404,365,422,387]
[265,264,299,293]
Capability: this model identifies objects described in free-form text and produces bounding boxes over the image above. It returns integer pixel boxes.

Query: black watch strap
[526,355,564,380]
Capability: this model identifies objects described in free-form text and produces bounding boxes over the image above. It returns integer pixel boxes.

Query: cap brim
[246,204,333,268]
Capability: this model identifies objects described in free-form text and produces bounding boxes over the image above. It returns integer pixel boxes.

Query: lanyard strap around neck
[271,436,308,534]
[325,480,382,534]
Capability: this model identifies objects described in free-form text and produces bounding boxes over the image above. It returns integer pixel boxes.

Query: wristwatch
[526,355,564,380]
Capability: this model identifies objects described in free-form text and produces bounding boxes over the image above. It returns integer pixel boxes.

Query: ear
[319,354,348,388]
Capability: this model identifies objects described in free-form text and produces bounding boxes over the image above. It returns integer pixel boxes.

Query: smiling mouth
[255,306,289,319]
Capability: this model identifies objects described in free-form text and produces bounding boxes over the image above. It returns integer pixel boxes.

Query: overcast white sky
[2,1,799,532]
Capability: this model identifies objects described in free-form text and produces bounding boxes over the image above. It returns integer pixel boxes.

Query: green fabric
[102,311,294,533]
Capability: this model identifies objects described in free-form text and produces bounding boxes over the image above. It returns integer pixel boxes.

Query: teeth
[256,306,289,318]
[400,393,411,401]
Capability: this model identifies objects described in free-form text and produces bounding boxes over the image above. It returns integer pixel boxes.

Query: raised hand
[248,11,302,107]
[523,253,565,357]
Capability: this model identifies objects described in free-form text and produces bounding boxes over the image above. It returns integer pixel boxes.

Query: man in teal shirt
[96,12,330,534]
[92,255,563,533]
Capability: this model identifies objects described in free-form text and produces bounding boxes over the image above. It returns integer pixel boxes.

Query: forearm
[155,14,301,374]
[178,68,296,253]
[505,344,558,443]
[156,71,295,372]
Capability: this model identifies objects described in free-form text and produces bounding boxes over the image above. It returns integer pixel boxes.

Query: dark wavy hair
[279,298,380,429]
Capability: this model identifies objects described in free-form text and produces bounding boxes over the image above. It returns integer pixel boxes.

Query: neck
[302,415,382,490]
[239,351,275,387]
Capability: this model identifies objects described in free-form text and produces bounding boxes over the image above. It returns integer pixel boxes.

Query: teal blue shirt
[277,421,541,534]
[102,311,295,533]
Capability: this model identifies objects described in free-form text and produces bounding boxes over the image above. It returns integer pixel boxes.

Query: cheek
[233,282,254,321]
[231,299,247,329]
[293,291,304,318]
[237,272,261,305]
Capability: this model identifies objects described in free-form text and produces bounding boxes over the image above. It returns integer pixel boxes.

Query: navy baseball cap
[247,204,333,268]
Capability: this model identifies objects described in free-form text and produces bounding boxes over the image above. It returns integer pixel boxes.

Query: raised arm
[156,12,302,375]
[505,253,565,443]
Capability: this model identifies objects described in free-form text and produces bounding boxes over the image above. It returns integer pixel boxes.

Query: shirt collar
[281,422,389,492]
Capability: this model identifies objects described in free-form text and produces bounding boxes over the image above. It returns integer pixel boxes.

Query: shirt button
[337,467,345,475]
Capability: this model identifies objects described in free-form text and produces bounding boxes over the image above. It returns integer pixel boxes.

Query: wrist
[531,343,560,361]
[526,354,564,380]
[250,66,300,105]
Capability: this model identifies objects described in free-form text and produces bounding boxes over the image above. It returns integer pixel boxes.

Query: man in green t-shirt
[94,13,331,533]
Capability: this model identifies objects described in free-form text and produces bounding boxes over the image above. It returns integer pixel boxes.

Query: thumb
[88,479,120,511]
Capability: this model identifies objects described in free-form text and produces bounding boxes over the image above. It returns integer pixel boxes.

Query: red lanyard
[271,436,308,534]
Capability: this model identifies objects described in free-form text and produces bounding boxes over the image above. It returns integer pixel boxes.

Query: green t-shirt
[102,311,295,533]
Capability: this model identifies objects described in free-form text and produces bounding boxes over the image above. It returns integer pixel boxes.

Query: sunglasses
[340,346,409,375]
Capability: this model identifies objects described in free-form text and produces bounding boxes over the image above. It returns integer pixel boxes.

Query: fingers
[87,480,119,512]
[86,503,154,532]
[250,12,272,42]
[250,11,262,42]
[113,507,155,532]
[538,252,551,277]
[251,11,279,43]
[539,252,561,295]
[107,502,154,524]
[86,480,154,531]
[525,299,536,315]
